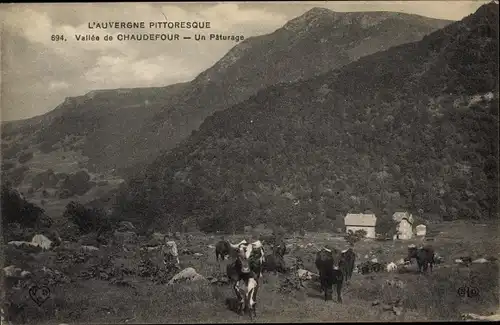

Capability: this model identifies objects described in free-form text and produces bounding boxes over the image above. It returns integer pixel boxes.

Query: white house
[392,211,414,240]
[344,213,377,239]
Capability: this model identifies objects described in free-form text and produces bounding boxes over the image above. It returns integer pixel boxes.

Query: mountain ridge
[2,9,452,190]
[110,3,498,232]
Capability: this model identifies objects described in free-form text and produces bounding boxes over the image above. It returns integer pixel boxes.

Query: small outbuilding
[415,224,427,236]
[344,213,377,239]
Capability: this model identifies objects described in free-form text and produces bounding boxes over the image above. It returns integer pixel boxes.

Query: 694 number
[51,35,66,42]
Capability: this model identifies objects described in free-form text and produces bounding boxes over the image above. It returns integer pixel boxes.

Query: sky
[0,1,491,121]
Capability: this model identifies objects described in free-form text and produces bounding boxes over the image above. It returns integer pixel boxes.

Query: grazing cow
[272,239,287,258]
[227,248,259,318]
[163,240,180,267]
[339,248,356,284]
[263,239,288,274]
[407,244,435,273]
[262,253,287,274]
[215,240,232,261]
[315,248,343,303]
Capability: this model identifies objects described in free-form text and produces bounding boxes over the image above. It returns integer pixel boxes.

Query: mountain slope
[1,8,451,179]
[112,3,499,232]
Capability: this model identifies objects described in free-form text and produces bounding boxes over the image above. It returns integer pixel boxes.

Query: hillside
[111,3,499,232]
[1,8,451,183]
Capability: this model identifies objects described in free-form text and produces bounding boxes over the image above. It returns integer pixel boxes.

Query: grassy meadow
[3,220,499,324]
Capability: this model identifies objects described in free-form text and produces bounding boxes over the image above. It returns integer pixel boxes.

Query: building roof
[392,211,414,224]
[344,213,377,227]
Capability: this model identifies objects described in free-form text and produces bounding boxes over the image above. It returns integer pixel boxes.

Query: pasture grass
[5,221,499,324]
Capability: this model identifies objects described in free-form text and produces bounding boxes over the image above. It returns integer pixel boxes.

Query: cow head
[407,244,418,260]
[237,246,251,274]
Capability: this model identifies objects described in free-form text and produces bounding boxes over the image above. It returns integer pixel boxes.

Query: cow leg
[233,281,243,315]
[336,282,343,303]
[252,276,260,302]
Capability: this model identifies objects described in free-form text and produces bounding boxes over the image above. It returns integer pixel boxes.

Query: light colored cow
[163,240,180,266]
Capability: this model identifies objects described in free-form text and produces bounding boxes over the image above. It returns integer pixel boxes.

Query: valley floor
[4,221,499,324]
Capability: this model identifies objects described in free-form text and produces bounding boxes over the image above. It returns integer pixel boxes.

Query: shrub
[376,217,399,238]
[5,166,29,187]
[2,161,15,170]
[60,170,92,196]
[32,169,58,189]
[344,229,367,246]
[63,201,111,234]
[1,183,47,228]
[39,141,55,154]
[18,152,34,164]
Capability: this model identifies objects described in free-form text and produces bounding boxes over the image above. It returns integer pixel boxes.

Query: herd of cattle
[210,238,436,319]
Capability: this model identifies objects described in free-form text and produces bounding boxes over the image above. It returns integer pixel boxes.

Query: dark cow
[315,248,343,303]
[216,240,248,261]
[339,248,356,284]
[407,245,435,273]
[273,239,287,258]
[215,240,232,261]
[262,253,287,274]
[226,249,259,318]
[262,239,288,274]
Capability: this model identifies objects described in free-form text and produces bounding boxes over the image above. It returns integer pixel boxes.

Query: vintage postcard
[1,1,498,323]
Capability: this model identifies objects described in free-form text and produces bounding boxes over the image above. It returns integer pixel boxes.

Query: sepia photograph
[0,1,499,323]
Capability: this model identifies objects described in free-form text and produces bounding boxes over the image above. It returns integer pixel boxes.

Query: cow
[226,247,259,318]
[272,239,287,258]
[215,240,232,261]
[215,240,248,262]
[238,240,265,277]
[407,244,435,273]
[262,239,288,274]
[315,248,343,303]
[262,253,287,274]
[163,240,180,268]
[339,248,356,285]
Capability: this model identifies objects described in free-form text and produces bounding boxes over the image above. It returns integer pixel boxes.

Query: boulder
[118,221,135,231]
[80,245,99,252]
[8,241,35,248]
[472,258,489,264]
[297,269,317,281]
[31,234,53,250]
[168,267,206,285]
[3,265,22,277]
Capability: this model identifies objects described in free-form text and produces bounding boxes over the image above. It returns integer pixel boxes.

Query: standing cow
[215,240,232,261]
[227,241,264,318]
[407,244,435,273]
[339,248,356,285]
[163,240,180,268]
[315,248,344,303]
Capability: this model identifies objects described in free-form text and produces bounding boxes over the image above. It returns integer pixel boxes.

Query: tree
[63,201,110,234]
[1,183,46,228]
[375,217,399,238]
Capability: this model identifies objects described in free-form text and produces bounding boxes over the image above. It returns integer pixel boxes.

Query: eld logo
[457,286,480,298]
